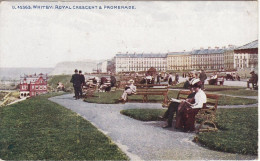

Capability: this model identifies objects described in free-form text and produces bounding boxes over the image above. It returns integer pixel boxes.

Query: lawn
[84,90,257,105]
[121,109,167,121]
[0,93,128,160]
[198,107,258,155]
[209,89,258,96]
[48,75,74,92]
[120,107,258,155]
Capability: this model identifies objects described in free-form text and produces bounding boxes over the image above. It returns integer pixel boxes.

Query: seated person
[209,72,218,85]
[161,82,196,128]
[56,82,65,91]
[175,79,207,132]
[247,71,258,89]
[119,79,136,102]
[99,81,111,92]
[93,77,97,84]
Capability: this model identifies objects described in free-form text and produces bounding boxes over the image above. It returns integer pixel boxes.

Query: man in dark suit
[199,69,207,90]
[70,69,81,99]
[79,70,85,98]
[247,71,258,89]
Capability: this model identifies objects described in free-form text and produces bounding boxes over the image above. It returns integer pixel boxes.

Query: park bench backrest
[176,90,219,110]
[135,84,169,93]
[204,93,219,110]
[177,90,192,100]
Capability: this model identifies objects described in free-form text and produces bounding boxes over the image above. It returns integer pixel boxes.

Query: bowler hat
[74,69,78,72]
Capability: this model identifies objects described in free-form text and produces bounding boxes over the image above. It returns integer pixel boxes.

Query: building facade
[19,73,48,98]
[191,48,225,70]
[167,52,191,71]
[234,40,258,71]
[115,53,167,73]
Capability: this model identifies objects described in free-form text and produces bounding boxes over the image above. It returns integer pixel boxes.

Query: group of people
[183,70,207,90]
[160,78,207,132]
[70,69,85,99]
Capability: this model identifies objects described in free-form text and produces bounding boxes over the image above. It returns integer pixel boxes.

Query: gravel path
[49,94,257,160]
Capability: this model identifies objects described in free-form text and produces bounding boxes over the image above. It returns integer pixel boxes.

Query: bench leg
[163,94,168,105]
[144,95,148,103]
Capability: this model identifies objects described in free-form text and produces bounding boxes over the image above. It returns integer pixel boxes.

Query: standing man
[79,70,85,98]
[199,69,207,90]
[156,73,161,84]
[70,69,81,100]
[247,71,258,89]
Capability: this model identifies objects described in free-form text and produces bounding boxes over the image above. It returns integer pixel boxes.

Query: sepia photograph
[0,1,258,160]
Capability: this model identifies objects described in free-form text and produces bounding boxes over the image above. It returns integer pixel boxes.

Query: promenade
[49,94,257,160]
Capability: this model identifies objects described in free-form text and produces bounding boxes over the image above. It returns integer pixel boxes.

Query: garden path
[49,94,257,160]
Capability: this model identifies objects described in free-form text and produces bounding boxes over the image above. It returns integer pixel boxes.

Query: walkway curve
[49,94,257,160]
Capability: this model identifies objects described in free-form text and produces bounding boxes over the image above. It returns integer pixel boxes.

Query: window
[36,86,38,89]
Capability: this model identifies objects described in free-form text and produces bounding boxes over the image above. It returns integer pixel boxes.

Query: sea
[0,67,54,81]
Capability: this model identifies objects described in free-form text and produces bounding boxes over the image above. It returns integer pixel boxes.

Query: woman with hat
[119,79,136,103]
[175,79,207,132]
[160,79,196,128]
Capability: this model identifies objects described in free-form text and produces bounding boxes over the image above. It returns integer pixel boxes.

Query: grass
[204,85,245,90]
[0,93,128,160]
[209,89,258,96]
[198,107,258,155]
[48,75,74,92]
[121,109,167,121]
[84,90,257,105]
[120,107,258,155]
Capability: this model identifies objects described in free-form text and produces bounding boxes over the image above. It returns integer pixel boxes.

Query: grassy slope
[0,93,128,160]
[120,107,258,155]
[48,75,73,92]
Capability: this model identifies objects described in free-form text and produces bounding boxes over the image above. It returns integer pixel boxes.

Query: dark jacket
[199,72,207,81]
[110,76,116,87]
[250,73,258,83]
[80,74,85,85]
[70,74,81,87]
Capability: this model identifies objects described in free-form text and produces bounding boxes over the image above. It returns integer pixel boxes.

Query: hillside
[50,60,98,75]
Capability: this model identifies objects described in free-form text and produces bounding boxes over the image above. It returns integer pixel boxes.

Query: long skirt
[175,101,200,131]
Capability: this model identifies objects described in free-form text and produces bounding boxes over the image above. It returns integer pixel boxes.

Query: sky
[0,1,258,68]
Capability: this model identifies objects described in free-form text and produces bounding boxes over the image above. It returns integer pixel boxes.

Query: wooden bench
[195,93,219,132]
[132,84,169,105]
[82,84,97,98]
[208,77,224,86]
[175,90,219,132]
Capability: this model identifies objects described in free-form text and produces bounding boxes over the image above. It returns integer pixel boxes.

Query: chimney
[208,47,211,49]
[215,46,219,49]
[200,47,204,50]
[222,46,226,49]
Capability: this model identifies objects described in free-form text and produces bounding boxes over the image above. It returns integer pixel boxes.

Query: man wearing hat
[70,69,81,99]
[175,79,207,132]
[119,79,136,102]
[79,70,85,98]
[247,71,258,89]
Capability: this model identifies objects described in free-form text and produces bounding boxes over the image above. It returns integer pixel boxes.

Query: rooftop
[236,40,258,50]
[116,53,167,58]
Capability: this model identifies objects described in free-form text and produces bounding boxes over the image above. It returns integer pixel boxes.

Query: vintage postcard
[0,1,258,160]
